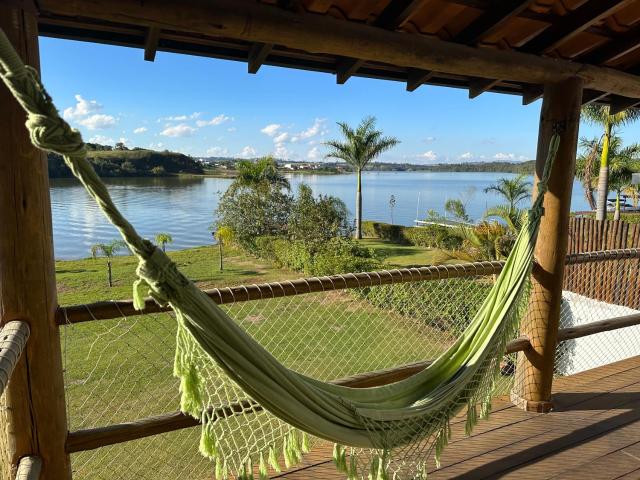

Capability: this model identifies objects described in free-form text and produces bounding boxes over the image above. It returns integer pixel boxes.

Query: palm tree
[90,240,127,287]
[483,174,531,213]
[213,225,234,271]
[575,136,600,211]
[154,232,173,252]
[581,104,640,221]
[484,204,527,233]
[608,142,640,220]
[229,156,290,194]
[324,116,400,239]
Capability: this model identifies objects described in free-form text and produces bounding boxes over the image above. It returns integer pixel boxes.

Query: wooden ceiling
[35,0,640,110]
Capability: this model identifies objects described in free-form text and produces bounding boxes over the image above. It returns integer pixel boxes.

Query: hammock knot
[134,245,191,309]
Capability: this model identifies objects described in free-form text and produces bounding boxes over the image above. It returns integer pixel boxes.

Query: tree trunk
[107,261,113,287]
[355,169,362,239]
[162,242,166,252]
[218,242,223,271]
[614,191,621,221]
[595,122,612,221]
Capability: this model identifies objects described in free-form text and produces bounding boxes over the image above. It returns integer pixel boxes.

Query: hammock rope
[0,29,560,479]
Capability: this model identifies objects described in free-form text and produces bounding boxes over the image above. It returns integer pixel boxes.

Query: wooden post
[0,2,71,478]
[512,77,584,412]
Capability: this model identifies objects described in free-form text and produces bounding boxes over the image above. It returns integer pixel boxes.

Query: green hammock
[0,29,559,479]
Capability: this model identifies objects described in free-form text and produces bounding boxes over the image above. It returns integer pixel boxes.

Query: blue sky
[39,37,640,163]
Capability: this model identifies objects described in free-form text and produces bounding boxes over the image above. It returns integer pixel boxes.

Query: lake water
[50,172,591,259]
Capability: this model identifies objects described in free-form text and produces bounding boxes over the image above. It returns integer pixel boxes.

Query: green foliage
[48,148,204,178]
[444,199,471,223]
[288,184,351,245]
[90,239,127,260]
[483,174,531,212]
[355,278,492,336]
[229,156,290,194]
[154,232,173,252]
[361,221,462,250]
[216,188,293,253]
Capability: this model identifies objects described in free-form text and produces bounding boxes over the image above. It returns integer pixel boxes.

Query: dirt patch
[245,314,266,325]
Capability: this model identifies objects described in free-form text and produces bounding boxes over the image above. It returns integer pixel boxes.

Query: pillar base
[510,391,554,413]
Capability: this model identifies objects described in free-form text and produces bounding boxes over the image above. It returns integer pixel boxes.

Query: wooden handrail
[65,310,640,453]
[55,248,640,325]
[0,320,30,396]
[15,455,42,480]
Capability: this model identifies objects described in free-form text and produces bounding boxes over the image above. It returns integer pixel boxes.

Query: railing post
[0,2,71,478]
[512,77,584,412]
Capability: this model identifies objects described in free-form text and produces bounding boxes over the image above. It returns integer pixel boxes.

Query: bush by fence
[361,221,463,249]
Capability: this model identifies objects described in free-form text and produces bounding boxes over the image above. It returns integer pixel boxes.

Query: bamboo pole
[0,3,71,478]
[512,77,584,413]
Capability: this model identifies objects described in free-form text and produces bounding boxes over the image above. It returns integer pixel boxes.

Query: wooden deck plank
[275,356,640,480]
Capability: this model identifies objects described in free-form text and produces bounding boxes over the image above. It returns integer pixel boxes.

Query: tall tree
[154,232,173,252]
[90,240,127,287]
[324,116,400,239]
[483,174,531,213]
[229,156,290,194]
[581,104,640,221]
[575,136,600,211]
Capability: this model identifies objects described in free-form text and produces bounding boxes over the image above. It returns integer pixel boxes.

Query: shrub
[289,184,351,244]
[361,220,462,249]
[361,221,407,243]
[310,238,380,275]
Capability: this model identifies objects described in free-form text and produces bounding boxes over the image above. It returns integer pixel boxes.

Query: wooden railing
[0,320,30,396]
[15,456,42,480]
[58,248,640,455]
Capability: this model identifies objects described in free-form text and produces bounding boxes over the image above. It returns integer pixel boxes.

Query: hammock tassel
[347,450,358,480]
[268,445,281,473]
[199,420,218,459]
[132,278,147,311]
[258,453,269,480]
[215,459,228,480]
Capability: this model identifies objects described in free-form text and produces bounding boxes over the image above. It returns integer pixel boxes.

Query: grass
[57,242,474,479]
[359,238,441,267]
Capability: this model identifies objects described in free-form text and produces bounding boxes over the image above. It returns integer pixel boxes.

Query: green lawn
[359,238,440,267]
[58,243,467,479]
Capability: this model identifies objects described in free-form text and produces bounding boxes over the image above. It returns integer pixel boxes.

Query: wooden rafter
[609,94,640,114]
[581,89,609,105]
[521,0,633,54]
[454,0,535,45]
[580,22,640,65]
[248,42,273,74]
[522,85,544,105]
[143,26,160,62]
[335,0,426,84]
[469,77,500,98]
[406,68,433,92]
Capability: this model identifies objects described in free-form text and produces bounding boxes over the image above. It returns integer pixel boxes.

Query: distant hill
[202,156,537,175]
[49,145,204,178]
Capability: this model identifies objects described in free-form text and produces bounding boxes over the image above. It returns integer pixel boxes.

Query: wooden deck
[275,356,640,479]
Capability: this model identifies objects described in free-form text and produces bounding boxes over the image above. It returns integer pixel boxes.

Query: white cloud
[494,153,516,161]
[88,135,114,145]
[274,132,290,144]
[196,114,231,127]
[261,124,281,136]
[274,143,290,160]
[63,95,102,121]
[307,146,321,160]
[227,127,237,132]
[297,118,327,140]
[149,142,164,149]
[78,114,117,130]
[240,146,257,158]
[459,152,473,160]
[207,146,229,156]
[158,112,202,122]
[420,150,437,161]
[160,124,197,137]
[118,137,130,146]
[133,127,148,134]
[423,136,436,143]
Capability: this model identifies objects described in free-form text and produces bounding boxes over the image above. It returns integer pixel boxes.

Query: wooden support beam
[521,0,632,54]
[64,309,640,453]
[522,85,544,105]
[580,23,640,65]
[143,26,160,61]
[513,76,584,414]
[335,57,362,84]
[0,3,71,478]
[248,42,273,74]
[454,0,535,45]
[36,0,640,99]
[406,68,433,92]
[608,94,640,115]
[469,78,500,98]
[0,321,30,396]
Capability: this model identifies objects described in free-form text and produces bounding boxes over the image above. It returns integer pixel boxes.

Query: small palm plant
[90,240,127,287]
[213,225,234,272]
[155,232,173,252]
[324,116,400,239]
[484,174,531,213]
